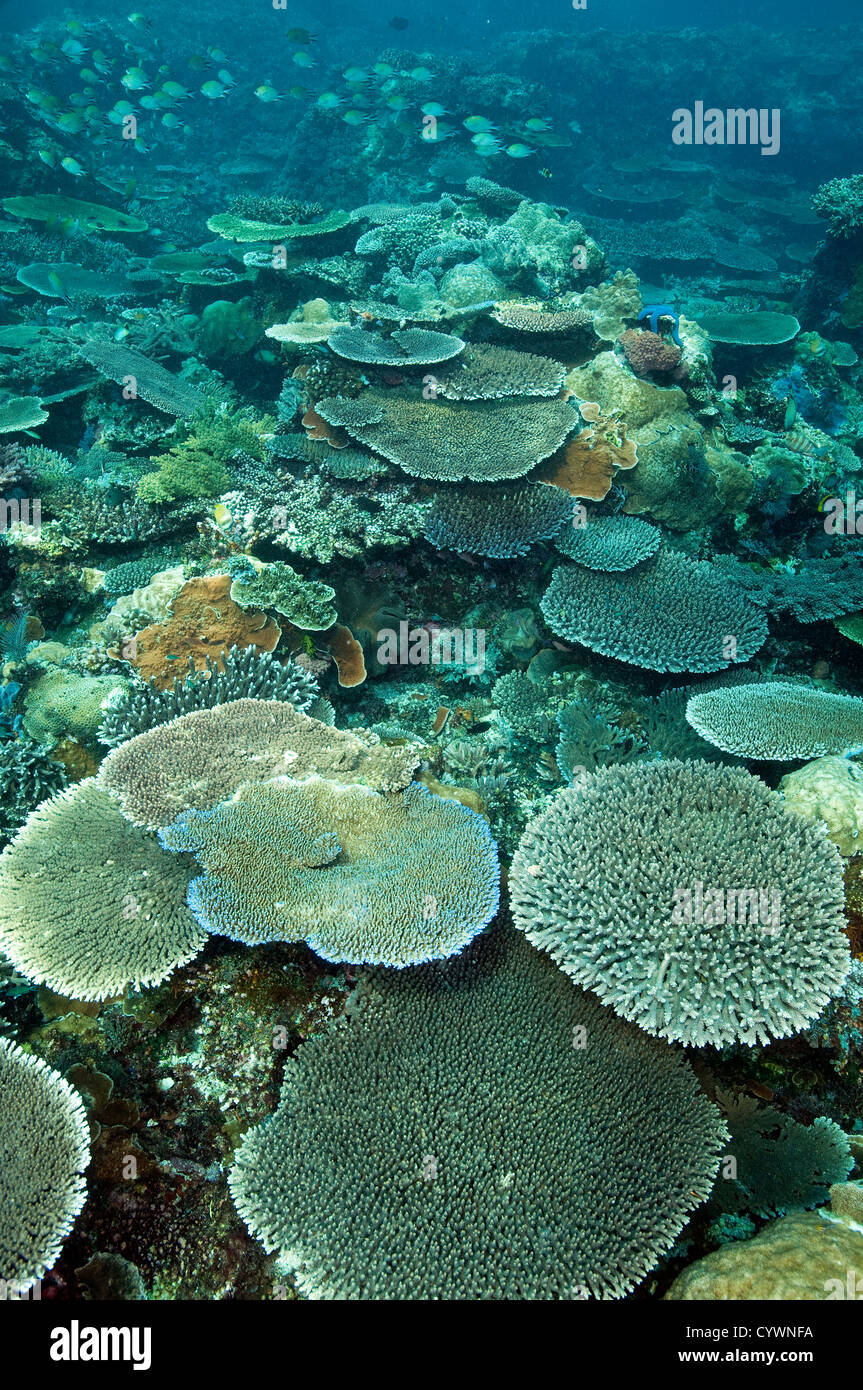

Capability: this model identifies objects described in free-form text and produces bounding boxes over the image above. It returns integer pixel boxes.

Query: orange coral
[540,403,637,500]
[328,624,366,688]
[301,406,349,449]
[128,575,281,690]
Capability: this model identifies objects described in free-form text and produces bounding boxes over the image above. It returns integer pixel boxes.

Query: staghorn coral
[127,575,281,690]
[0,736,68,845]
[98,698,420,830]
[424,481,572,558]
[98,646,319,748]
[0,780,205,1001]
[510,759,850,1048]
[160,777,500,965]
[540,552,768,673]
[229,923,726,1299]
[556,697,646,779]
[685,683,863,760]
[316,388,575,483]
[0,1039,91,1294]
[555,512,661,570]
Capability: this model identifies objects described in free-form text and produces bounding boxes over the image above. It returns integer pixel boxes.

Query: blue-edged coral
[0,1038,91,1294]
[541,552,767,673]
[160,777,500,967]
[510,759,850,1048]
[229,923,726,1299]
[0,780,206,1001]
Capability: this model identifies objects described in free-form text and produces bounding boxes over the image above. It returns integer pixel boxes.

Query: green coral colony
[0,0,863,1309]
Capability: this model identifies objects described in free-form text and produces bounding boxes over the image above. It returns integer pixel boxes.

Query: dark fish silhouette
[389,15,409,29]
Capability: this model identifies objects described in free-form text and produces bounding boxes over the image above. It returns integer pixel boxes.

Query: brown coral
[129,575,281,690]
[540,404,638,500]
[619,328,682,375]
[327,624,367,687]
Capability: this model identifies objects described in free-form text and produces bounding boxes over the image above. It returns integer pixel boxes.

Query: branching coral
[98,646,319,747]
[510,759,850,1047]
[541,552,768,673]
[686,682,863,760]
[0,780,205,1000]
[555,512,660,570]
[424,481,572,558]
[0,1039,91,1294]
[98,698,420,829]
[317,388,576,482]
[229,923,726,1299]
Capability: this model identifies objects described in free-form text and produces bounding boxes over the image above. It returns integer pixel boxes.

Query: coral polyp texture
[98,646,319,748]
[685,682,863,760]
[316,389,576,482]
[229,925,726,1299]
[0,780,206,1000]
[510,760,850,1047]
[540,552,768,672]
[98,698,420,829]
[0,1039,91,1294]
[159,777,500,965]
[424,481,573,558]
[554,512,661,570]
